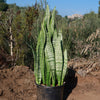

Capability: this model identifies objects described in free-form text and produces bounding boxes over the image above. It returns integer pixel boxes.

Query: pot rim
[35,81,66,89]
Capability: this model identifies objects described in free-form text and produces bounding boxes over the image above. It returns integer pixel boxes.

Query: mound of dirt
[67,72,100,100]
[68,56,100,76]
[0,61,100,100]
[0,66,37,100]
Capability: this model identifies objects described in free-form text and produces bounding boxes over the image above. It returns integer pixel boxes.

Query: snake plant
[34,5,68,87]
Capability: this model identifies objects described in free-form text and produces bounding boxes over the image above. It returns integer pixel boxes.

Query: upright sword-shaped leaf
[61,49,68,85]
[54,30,63,86]
[45,32,56,86]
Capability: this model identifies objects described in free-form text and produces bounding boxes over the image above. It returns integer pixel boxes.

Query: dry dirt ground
[67,72,100,100]
[0,57,100,100]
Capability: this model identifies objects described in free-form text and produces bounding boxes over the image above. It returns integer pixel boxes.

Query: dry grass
[86,29,100,42]
[74,29,100,58]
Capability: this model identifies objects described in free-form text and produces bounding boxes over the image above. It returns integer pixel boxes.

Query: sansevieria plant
[33,5,68,87]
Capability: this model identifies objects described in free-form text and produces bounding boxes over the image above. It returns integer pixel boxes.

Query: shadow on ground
[63,68,78,100]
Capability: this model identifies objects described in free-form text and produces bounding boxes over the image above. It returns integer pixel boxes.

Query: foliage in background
[0,0,100,68]
[0,12,9,53]
[60,11,100,59]
[98,0,100,18]
[0,0,8,11]
[0,4,39,67]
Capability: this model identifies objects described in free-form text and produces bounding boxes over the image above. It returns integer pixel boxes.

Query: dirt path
[0,66,100,100]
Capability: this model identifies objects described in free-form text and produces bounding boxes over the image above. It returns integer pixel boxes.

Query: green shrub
[0,3,8,11]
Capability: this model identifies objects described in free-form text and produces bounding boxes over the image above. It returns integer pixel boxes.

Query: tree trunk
[10,26,13,65]
[10,26,13,56]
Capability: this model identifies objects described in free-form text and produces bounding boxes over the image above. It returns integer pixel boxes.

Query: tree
[0,0,8,11]
[0,0,6,3]
[65,15,68,20]
[24,6,39,68]
[0,12,9,53]
[0,2,8,11]
[98,0,100,18]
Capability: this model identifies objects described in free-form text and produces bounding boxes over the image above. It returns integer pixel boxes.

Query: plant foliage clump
[34,5,68,87]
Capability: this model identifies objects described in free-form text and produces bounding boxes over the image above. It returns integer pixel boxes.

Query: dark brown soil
[0,66,37,100]
[0,58,100,100]
[67,72,100,100]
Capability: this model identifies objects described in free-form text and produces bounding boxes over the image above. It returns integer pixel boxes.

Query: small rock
[77,69,87,77]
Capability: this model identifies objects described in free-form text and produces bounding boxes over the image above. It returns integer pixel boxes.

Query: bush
[0,3,8,11]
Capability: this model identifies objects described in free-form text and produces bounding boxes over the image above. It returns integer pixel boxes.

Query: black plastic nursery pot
[36,83,65,100]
